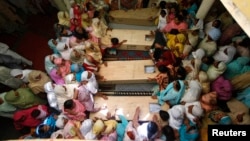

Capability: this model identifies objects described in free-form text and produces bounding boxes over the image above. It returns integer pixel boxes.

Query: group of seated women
[1,0,250,140]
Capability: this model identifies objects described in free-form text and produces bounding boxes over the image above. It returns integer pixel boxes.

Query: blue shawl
[158,80,185,106]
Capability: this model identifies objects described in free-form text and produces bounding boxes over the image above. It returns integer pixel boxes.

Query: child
[104,37,127,56]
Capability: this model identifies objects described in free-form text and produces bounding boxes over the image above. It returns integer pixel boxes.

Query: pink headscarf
[54,58,71,77]
[49,68,65,85]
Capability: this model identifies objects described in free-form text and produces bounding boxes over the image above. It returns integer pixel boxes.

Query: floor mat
[104,50,151,60]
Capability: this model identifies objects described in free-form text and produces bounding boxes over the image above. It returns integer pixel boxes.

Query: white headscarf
[10,69,23,77]
[56,114,68,129]
[80,119,94,136]
[181,80,202,103]
[192,48,205,59]
[44,81,54,93]
[213,45,236,64]
[168,105,185,130]
[184,101,203,124]
[207,61,227,81]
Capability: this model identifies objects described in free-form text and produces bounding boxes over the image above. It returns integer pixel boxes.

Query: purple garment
[211,76,233,101]
[49,68,65,85]
[77,85,95,112]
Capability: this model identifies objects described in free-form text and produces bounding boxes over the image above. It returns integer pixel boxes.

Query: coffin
[90,95,166,121]
[105,29,154,51]
[109,7,159,26]
[98,60,159,84]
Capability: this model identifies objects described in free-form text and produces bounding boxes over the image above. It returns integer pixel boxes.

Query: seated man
[132,106,160,140]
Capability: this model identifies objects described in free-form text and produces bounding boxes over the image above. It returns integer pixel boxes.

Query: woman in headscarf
[27,70,51,97]
[80,70,98,90]
[0,91,17,118]
[190,48,205,80]
[56,42,73,61]
[54,82,77,108]
[54,23,72,38]
[200,91,218,112]
[213,45,236,64]
[223,38,250,80]
[100,119,118,141]
[10,68,32,84]
[84,119,105,140]
[48,39,61,55]
[206,61,227,82]
[168,104,185,131]
[49,68,65,85]
[180,79,202,104]
[70,47,86,65]
[158,80,186,107]
[70,18,81,32]
[197,30,218,57]
[44,81,60,111]
[55,114,84,139]
[69,26,89,48]
[211,76,233,112]
[167,33,186,58]
[63,99,86,121]
[4,87,47,109]
[83,42,105,72]
[57,11,70,27]
[182,27,199,59]
[88,17,108,44]
[74,82,101,113]
[80,119,93,138]
[53,57,71,78]
[223,56,250,80]
[44,54,60,75]
[0,66,24,89]
[13,105,49,131]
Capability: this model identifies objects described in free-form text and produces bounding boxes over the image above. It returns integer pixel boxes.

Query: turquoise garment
[152,84,160,96]
[223,56,250,79]
[36,114,58,138]
[236,87,250,108]
[186,3,198,28]
[70,63,85,73]
[158,80,185,106]
[179,121,199,141]
[75,69,84,82]
[44,54,58,74]
[48,39,60,55]
[219,116,232,125]
[116,115,129,141]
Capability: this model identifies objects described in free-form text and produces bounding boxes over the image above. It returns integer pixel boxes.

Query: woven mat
[103,50,151,61]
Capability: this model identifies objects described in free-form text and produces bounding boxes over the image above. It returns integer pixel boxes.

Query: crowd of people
[0,0,250,140]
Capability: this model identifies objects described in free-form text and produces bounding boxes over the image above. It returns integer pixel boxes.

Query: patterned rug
[104,50,151,60]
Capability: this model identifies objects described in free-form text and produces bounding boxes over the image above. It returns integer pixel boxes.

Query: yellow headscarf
[93,119,105,135]
[57,11,70,27]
